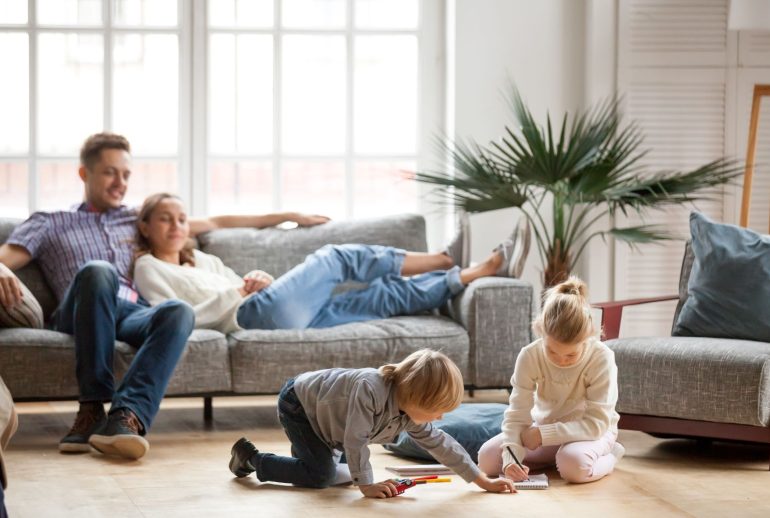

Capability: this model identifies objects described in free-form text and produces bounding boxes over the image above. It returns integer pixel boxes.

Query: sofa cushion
[607,336,770,427]
[228,315,469,393]
[673,212,770,342]
[115,329,232,394]
[197,213,427,278]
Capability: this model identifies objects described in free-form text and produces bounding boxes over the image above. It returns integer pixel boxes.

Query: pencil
[413,478,451,484]
[506,446,525,470]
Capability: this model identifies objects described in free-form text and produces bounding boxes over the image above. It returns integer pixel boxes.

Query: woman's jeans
[251,379,341,488]
[236,244,464,330]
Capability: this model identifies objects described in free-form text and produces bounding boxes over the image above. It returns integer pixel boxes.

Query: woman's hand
[474,473,516,493]
[359,480,400,498]
[520,425,542,450]
[240,270,274,296]
[503,462,530,482]
[291,213,330,227]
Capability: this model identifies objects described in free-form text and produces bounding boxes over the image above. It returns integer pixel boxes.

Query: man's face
[80,148,131,211]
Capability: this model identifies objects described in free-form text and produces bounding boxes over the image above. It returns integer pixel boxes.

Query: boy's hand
[520,426,542,450]
[473,473,516,493]
[359,480,400,498]
[503,462,530,482]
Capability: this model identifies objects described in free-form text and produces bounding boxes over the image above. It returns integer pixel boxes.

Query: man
[0,133,328,460]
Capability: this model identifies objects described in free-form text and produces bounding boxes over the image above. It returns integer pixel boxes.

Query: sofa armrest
[448,277,535,388]
[592,295,678,341]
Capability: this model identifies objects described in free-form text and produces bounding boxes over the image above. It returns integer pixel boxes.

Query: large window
[0,0,442,222]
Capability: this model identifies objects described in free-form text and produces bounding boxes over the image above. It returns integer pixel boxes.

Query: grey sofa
[0,213,534,418]
[595,243,770,467]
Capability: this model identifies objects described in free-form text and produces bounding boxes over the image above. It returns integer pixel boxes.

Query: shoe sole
[229,437,257,477]
[59,441,92,453]
[89,433,149,460]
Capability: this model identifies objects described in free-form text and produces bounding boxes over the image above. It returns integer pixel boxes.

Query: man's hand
[520,425,542,450]
[359,480,400,499]
[239,270,274,297]
[473,473,516,493]
[291,213,330,227]
[503,462,530,482]
[0,262,23,309]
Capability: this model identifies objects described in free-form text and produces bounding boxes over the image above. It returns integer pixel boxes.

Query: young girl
[229,349,516,497]
[478,277,624,484]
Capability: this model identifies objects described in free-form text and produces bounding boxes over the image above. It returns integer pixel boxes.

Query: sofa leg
[468,388,475,398]
[204,396,213,423]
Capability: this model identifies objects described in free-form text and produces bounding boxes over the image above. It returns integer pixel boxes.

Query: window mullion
[273,0,282,212]
[28,0,37,214]
[104,0,112,131]
[345,0,354,219]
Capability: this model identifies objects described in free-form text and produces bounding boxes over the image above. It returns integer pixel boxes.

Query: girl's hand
[503,462,530,482]
[241,270,274,295]
[520,426,542,450]
[474,473,516,493]
[359,480,400,498]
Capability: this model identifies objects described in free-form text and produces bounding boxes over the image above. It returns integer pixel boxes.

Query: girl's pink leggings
[477,429,620,483]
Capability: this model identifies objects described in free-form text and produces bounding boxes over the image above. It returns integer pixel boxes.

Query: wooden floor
[4,391,769,518]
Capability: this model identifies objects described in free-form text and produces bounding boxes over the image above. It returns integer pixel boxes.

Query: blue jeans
[53,261,195,431]
[236,244,464,330]
[251,378,338,488]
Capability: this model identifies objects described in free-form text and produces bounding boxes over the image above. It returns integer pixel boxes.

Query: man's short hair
[79,133,131,171]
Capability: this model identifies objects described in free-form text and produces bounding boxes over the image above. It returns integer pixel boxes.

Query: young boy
[229,349,516,498]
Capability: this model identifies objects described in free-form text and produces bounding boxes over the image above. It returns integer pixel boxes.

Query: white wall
[447,0,591,296]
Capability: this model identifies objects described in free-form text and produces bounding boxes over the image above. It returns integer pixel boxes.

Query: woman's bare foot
[459,250,503,284]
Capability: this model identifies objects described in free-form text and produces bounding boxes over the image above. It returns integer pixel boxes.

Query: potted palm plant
[415,87,742,288]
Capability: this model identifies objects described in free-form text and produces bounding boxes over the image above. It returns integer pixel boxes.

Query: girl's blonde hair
[533,276,596,344]
[379,349,464,412]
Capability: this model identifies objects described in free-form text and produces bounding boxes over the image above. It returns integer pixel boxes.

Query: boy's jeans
[252,379,340,488]
[237,244,464,330]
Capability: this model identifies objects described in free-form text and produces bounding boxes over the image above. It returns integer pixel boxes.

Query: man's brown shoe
[88,408,149,460]
[59,402,106,453]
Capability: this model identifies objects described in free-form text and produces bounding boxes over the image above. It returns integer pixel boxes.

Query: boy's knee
[555,447,593,483]
[306,465,337,489]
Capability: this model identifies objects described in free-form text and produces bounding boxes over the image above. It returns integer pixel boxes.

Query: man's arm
[0,243,33,308]
[188,212,330,237]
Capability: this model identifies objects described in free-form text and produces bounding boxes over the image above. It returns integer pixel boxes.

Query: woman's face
[140,197,190,255]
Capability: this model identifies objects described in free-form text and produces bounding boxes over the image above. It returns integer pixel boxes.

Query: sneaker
[611,442,626,461]
[89,408,149,460]
[59,402,106,453]
[443,212,471,268]
[229,437,259,478]
[493,218,531,278]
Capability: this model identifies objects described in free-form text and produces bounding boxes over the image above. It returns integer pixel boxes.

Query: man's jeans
[252,378,340,488]
[53,261,195,431]
[236,244,464,330]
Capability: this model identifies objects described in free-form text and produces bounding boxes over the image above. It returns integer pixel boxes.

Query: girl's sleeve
[538,348,618,445]
[500,348,538,468]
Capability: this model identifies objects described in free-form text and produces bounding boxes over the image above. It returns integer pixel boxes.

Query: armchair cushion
[672,212,770,342]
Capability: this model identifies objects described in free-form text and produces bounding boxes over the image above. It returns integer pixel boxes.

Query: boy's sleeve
[5,212,50,258]
[342,380,378,486]
[405,422,480,483]
[501,347,538,469]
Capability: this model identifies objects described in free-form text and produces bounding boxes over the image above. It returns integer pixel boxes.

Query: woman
[132,193,527,333]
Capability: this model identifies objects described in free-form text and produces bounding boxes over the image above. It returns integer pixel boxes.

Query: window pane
[282,161,345,220]
[209,161,272,215]
[354,36,417,154]
[113,34,178,155]
[37,0,101,25]
[113,0,177,27]
[282,0,345,29]
[209,34,273,154]
[355,0,418,29]
[122,160,178,207]
[38,160,82,211]
[0,34,28,154]
[352,161,417,219]
[0,0,27,24]
[208,0,273,28]
[0,162,28,218]
[282,36,345,154]
[38,33,103,155]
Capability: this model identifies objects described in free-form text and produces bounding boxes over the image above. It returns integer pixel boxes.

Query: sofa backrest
[197,213,428,277]
[671,241,694,334]
[0,213,428,319]
[0,218,59,319]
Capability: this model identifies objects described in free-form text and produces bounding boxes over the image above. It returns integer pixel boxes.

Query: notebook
[385,464,454,477]
[513,473,549,490]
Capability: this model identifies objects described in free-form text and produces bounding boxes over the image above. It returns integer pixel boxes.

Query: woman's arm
[188,212,330,237]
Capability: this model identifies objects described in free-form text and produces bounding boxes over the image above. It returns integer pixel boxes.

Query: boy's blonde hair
[379,349,464,412]
[533,276,596,344]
